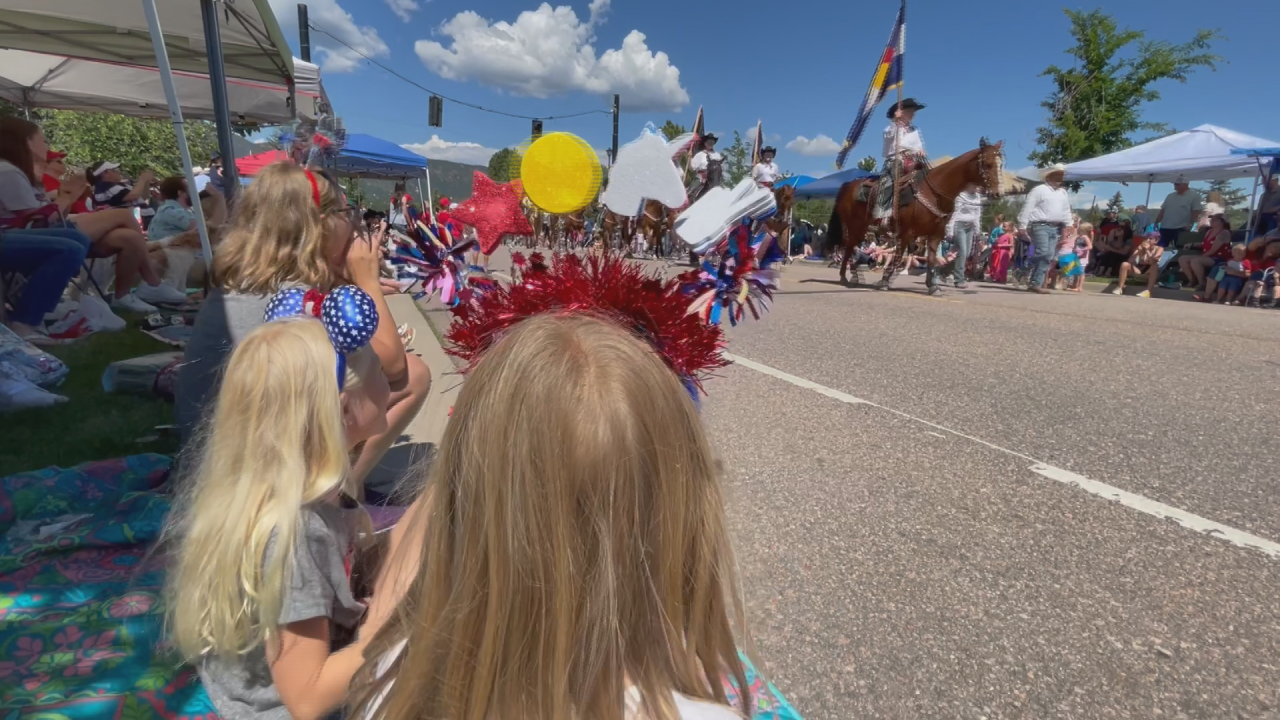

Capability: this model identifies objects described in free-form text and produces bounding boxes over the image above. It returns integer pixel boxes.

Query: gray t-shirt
[0,160,46,216]
[198,503,367,720]
[175,288,277,441]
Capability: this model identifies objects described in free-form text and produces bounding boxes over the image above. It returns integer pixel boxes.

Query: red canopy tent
[235,149,290,176]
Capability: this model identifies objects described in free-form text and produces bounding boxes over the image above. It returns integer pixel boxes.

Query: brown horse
[832,139,1004,293]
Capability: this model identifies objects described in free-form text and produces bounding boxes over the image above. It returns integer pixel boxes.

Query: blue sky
[269,0,1278,207]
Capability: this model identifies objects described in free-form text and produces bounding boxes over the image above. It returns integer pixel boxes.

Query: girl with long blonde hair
[351,313,754,720]
[175,161,431,491]
[165,311,390,720]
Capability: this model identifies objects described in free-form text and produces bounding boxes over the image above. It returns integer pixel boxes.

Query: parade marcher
[751,147,781,188]
[944,181,983,288]
[1017,164,1073,294]
[687,134,724,203]
[875,98,927,227]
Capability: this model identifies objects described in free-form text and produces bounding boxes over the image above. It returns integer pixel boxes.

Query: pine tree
[722,132,750,186]
[1106,191,1124,212]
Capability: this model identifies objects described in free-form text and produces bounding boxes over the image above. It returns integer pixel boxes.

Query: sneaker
[1103,283,1121,295]
[112,292,158,314]
[1136,290,1151,298]
[135,282,189,305]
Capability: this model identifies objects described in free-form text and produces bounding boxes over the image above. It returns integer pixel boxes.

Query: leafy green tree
[487,147,519,183]
[1030,9,1222,170]
[40,110,220,178]
[982,196,1024,233]
[722,131,750,187]
[1199,178,1249,208]
[1106,191,1124,213]
[857,155,878,172]
[659,120,687,141]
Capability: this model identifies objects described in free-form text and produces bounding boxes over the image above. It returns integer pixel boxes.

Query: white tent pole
[1243,164,1261,244]
[424,167,435,223]
[1144,180,1152,207]
[140,0,213,273]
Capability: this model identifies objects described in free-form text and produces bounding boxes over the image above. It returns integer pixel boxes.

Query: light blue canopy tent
[792,167,876,199]
[775,175,816,190]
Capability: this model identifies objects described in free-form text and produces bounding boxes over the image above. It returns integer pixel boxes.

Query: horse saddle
[858,168,927,207]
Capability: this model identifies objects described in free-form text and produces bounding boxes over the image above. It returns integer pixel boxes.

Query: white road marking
[925,431,946,439]
[723,352,1280,560]
[492,271,513,282]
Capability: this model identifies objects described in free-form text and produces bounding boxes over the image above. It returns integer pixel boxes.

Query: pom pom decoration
[679,224,781,326]
[387,206,495,308]
[278,117,346,167]
[513,132,603,214]
[449,172,535,256]
[264,284,379,390]
[446,253,727,393]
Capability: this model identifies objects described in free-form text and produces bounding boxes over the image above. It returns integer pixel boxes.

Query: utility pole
[298,4,311,62]
[200,0,238,198]
[611,94,620,169]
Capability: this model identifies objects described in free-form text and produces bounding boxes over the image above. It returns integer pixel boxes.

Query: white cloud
[786,134,842,157]
[414,2,689,111]
[269,0,389,73]
[385,0,420,22]
[403,136,500,166]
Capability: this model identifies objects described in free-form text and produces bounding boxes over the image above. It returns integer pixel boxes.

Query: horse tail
[828,204,843,251]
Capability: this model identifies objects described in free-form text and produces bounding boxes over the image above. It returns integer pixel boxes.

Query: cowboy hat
[761,146,776,156]
[700,133,719,144]
[886,98,925,119]
[1038,163,1067,179]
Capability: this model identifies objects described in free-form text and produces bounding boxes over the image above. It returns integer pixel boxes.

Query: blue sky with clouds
[269,0,1278,207]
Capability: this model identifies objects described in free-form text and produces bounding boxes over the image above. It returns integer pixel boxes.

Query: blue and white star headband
[263,285,379,391]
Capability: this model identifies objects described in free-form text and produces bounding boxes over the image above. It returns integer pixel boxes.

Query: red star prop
[450,172,534,255]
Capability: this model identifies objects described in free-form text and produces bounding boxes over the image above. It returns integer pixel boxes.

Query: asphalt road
[697,260,1280,719]
[454,250,1280,719]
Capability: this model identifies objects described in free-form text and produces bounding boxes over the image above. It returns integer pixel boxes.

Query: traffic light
[428,95,443,127]
[531,119,543,138]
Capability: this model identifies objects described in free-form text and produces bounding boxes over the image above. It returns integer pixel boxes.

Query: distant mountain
[351,158,484,210]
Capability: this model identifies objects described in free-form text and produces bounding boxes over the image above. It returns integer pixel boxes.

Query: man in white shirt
[1153,175,1202,247]
[945,182,984,288]
[750,147,780,188]
[875,97,926,223]
[1017,164,1073,294]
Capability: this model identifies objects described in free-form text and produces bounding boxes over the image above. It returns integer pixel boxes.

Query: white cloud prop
[414,2,689,111]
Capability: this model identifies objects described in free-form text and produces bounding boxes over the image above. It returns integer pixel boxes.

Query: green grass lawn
[0,327,178,477]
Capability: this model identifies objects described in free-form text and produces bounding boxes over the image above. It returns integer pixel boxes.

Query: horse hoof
[927,286,941,296]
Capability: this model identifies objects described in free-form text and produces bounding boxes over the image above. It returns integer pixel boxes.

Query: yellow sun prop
[516,132,602,214]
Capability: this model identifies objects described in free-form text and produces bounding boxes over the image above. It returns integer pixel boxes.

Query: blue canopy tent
[333,133,433,216]
[775,175,816,190]
[792,167,876,198]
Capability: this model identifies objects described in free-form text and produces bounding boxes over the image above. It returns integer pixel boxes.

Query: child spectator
[147,176,197,242]
[1068,222,1093,292]
[989,222,1014,284]
[1239,237,1280,306]
[164,315,390,720]
[1212,243,1250,304]
[175,162,431,491]
[1105,232,1163,298]
[350,314,758,720]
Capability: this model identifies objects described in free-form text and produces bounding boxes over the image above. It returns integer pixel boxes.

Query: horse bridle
[918,139,1005,217]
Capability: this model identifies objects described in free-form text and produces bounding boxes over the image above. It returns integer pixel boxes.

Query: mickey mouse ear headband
[263,285,379,390]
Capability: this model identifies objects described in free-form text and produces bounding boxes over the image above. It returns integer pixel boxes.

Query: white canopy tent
[1063,124,1280,183]
[0,0,293,85]
[0,49,325,123]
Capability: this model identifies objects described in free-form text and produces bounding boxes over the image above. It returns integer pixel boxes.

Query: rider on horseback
[751,147,781,189]
[688,134,724,203]
[875,98,927,226]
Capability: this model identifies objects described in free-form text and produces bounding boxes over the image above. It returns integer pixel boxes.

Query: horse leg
[838,222,850,284]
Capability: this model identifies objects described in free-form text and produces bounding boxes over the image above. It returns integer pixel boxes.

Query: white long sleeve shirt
[1017,183,1073,228]
[945,191,983,237]
[882,123,925,160]
[751,161,780,184]
[690,151,722,174]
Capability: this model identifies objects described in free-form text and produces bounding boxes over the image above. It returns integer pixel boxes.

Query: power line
[306,22,614,122]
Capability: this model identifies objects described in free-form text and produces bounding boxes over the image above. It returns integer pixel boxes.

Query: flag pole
[891,0,905,247]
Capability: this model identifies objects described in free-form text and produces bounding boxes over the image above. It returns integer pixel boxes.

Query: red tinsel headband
[304,169,321,208]
[445,253,727,393]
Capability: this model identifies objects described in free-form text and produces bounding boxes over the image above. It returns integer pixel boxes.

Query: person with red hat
[41,150,92,214]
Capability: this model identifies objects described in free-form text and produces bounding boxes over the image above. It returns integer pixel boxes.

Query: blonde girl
[352,314,753,720]
[1068,222,1093,292]
[165,317,390,720]
[175,161,431,489]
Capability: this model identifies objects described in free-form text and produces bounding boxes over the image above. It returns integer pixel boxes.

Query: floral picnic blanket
[0,454,214,719]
